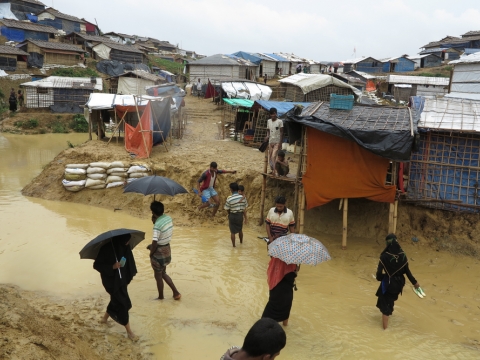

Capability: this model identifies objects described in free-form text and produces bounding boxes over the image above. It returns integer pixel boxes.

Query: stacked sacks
[86,161,110,190]
[126,164,150,183]
[106,161,128,188]
[63,164,87,191]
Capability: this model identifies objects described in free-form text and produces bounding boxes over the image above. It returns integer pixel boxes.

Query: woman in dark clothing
[375,233,421,329]
[262,257,298,326]
[93,234,138,340]
[8,88,17,112]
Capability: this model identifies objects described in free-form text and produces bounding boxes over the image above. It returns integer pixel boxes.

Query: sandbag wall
[62,161,150,192]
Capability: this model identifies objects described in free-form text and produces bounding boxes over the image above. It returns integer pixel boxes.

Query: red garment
[267,257,297,291]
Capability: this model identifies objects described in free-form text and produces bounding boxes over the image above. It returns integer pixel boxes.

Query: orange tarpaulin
[123,102,152,158]
[302,128,396,209]
[366,80,376,92]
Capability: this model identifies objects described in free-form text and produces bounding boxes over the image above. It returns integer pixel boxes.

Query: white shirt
[208,171,216,188]
[267,118,283,144]
[196,81,202,90]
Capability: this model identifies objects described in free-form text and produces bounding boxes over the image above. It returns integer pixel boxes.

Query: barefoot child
[275,151,289,177]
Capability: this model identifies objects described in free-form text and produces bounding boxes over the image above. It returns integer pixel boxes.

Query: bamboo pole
[342,198,348,250]
[388,202,395,234]
[393,200,398,233]
[298,186,306,234]
[88,111,92,141]
[107,111,127,146]
[258,146,269,226]
[114,110,118,144]
[133,96,150,158]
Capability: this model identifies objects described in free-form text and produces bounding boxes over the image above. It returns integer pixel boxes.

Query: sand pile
[0,285,147,360]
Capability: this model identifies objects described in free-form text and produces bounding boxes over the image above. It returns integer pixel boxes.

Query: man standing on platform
[265,108,284,173]
[265,196,295,245]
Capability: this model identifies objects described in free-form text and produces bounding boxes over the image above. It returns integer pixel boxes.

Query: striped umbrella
[268,233,331,266]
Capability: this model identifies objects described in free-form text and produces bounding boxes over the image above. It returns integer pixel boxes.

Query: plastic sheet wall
[0,56,17,71]
[38,17,62,30]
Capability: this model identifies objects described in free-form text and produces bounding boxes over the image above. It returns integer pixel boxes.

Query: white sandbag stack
[127,164,150,183]
[106,161,128,188]
[62,179,86,192]
[86,162,110,190]
[63,164,87,191]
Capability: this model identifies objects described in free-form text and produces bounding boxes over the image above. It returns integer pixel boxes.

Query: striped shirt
[265,207,295,237]
[224,192,248,213]
[153,214,173,246]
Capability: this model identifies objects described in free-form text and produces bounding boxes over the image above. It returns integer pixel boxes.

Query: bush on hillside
[69,114,89,133]
[51,68,99,78]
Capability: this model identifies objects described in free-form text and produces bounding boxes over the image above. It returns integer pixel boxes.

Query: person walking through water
[264,108,283,174]
[224,182,248,247]
[93,234,138,341]
[375,233,423,330]
[197,161,236,217]
[148,201,181,300]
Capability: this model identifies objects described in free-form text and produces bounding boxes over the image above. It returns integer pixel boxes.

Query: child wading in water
[375,234,424,329]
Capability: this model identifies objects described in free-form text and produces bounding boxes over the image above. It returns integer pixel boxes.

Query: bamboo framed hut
[258,102,414,248]
[407,97,480,212]
[0,44,28,71]
[17,39,85,67]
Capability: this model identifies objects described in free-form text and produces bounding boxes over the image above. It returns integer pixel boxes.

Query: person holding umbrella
[148,201,181,300]
[93,233,138,341]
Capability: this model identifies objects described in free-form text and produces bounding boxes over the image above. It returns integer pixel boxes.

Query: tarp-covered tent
[37,7,86,34]
[146,84,185,113]
[408,97,480,213]
[278,73,362,102]
[221,80,272,101]
[0,18,57,42]
[107,70,167,95]
[449,52,480,95]
[92,42,145,64]
[232,51,277,77]
[96,59,150,76]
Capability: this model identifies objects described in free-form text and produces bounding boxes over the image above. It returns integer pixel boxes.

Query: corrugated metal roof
[93,42,144,54]
[346,70,377,80]
[450,52,480,65]
[381,56,415,63]
[27,40,85,52]
[0,45,29,56]
[0,18,57,33]
[19,0,45,5]
[21,76,103,90]
[462,30,480,37]
[41,8,85,23]
[109,70,165,82]
[190,54,256,66]
[342,56,381,64]
[419,47,461,55]
[263,53,289,62]
[408,54,436,60]
[333,73,366,84]
[418,97,480,131]
[387,75,450,86]
[66,32,115,43]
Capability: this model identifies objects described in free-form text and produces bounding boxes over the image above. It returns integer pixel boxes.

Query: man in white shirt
[264,107,283,173]
[196,78,202,98]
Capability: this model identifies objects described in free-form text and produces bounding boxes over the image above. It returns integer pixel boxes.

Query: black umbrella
[79,228,145,260]
[123,175,188,197]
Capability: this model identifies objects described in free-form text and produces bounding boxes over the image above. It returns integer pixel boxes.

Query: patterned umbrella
[268,233,331,265]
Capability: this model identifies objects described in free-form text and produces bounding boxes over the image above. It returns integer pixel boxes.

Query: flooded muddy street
[1,132,480,359]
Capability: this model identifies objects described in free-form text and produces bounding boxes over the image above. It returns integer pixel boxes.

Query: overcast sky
[53,0,480,61]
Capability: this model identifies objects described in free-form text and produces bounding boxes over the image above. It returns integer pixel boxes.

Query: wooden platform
[260,172,299,183]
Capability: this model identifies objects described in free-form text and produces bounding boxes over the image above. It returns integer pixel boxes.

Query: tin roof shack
[381,56,415,73]
[447,53,480,100]
[92,41,146,64]
[407,54,442,69]
[0,44,28,71]
[277,73,362,102]
[37,8,86,34]
[0,0,45,21]
[0,18,57,42]
[419,47,462,62]
[386,75,449,102]
[332,73,366,91]
[345,70,378,91]
[103,32,135,44]
[107,70,167,95]
[17,39,84,67]
[21,75,102,112]
[187,54,258,83]
[407,97,480,212]
[63,32,114,56]
[264,53,290,76]
[343,57,383,73]
[232,51,277,78]
[81,18,100,36]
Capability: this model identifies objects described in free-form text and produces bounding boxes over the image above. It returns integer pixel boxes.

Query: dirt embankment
[0,285,146,360]
[0,112,86,134]
[22,96,480,257]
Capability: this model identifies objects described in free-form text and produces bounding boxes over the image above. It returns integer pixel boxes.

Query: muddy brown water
[1,133,480,359]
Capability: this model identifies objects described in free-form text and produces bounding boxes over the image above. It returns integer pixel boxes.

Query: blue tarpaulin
[26,14,38,22]
[1,26,25,42]
[254,100,310,117]
[231,51,263,65]
[38,18,63,30]
[151,98,172,145]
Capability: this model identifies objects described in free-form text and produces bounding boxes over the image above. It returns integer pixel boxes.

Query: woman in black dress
[375,233,421,329]
[94,234,138,340]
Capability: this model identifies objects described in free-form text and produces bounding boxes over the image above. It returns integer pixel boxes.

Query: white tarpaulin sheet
[0,69,8,77]
[451,83,480,93]
[221,81,272,100]
[118,77,154,96]
[278,73,362,97]
[450,52,480,65]
[93,43,112,60]
[445,92,480,101]
[86,93,149,110]
[0,3,17,20]
[419,97,480,132]
[387,74,449,86]
[451,64,480,83]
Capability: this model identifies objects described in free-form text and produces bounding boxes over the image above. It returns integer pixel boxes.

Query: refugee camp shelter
[0,44,28,71]
[277,73,362,102]
[448,53,480,100]
[386,75,449,101]
[81,18,100,36]
[345,70,377,91]
[408,97,480,212]
[232,51,277,78]
[0,18,57,41]
[103,32,136,44]
[37,8,86,34]
[407,54,442,69]
[63,32,113,55]
[421,32,480,53]
[381,56,415,73]
[0,0,46,21]
[219,80,272,101]
[107,70,167,95]
[264,53,290,76]
[332,73,366,91]
[187,54,258,83]
[342,57,383,73]
[21,76,102,113]
[275,53,305,75]
[419,47,462,61]
[259,102,414,247]
[17,39,85,67]
[92,41,146,64]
